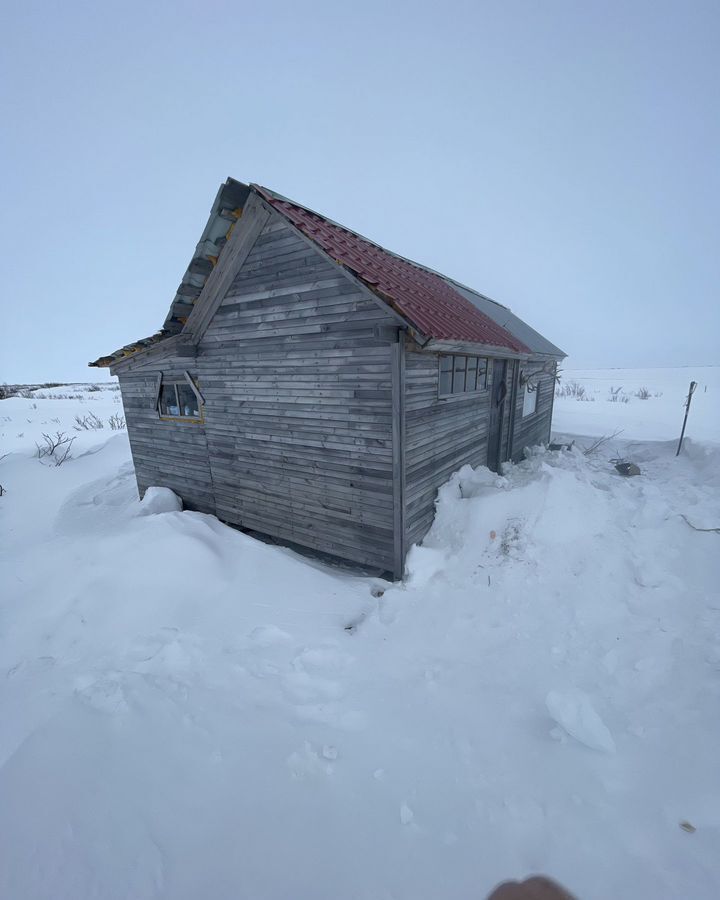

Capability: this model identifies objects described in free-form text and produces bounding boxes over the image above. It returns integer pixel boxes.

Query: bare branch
[680,514,720,535]
[36,431,75,465]
[581,429,624,456]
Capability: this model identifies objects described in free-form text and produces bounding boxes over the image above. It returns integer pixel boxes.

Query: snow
[138,486,183,515]
[545,689,616,754]
[1,370,719,899]
[553,366,720,443]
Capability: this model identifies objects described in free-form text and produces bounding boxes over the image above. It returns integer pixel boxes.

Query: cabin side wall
[117,358,216,514]
[402,343,494,549]
[196,217,399,572]
[509,359,557,462]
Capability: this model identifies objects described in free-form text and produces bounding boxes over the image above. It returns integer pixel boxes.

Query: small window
[452,355,467,392]
[477,358,488,390]
[466,357,478,391]
[159,383,181,417]
[439,356,453,395]
[176,383,200,418]
[156,374,203,421]
[522,382,538,417]
[438,354,489,397]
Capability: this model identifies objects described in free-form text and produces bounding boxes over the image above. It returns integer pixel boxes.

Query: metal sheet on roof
[254,186,529,354]
[445,280,566,358]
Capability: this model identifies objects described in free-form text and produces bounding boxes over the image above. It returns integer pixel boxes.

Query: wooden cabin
[91,179,565,578]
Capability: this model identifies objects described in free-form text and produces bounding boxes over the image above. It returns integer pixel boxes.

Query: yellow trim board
[158,415,204,425]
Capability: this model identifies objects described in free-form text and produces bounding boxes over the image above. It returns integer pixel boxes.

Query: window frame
[154,371,204,423]
[522,380,539,417]
[438,354,489,398]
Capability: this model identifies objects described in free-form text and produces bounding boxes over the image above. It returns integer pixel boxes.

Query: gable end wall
[196,216,399,572]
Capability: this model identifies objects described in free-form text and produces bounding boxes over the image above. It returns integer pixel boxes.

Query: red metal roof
[253,186,529,354]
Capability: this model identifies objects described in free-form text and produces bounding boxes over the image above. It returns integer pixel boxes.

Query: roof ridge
[252,184,529,354]
[251,184,511,308]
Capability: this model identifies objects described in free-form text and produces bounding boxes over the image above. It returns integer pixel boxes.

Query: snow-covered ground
[553,366,719,443]
[1,370,719,899]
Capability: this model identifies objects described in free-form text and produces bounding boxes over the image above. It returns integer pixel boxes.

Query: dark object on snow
[676,380,698,456]
[549,441,574,452]
[615,462,641,477]
[487,875,577,899]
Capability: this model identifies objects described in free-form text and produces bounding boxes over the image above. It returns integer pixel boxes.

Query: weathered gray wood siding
[499,359,518,463]
[402,345,493,549]
[196,218,398,572]
[117,362,216,514]
[509,360,556,461]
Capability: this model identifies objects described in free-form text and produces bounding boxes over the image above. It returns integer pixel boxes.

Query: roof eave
[422,338,531,360]
[89,332,195,375]
[88,331,171,369]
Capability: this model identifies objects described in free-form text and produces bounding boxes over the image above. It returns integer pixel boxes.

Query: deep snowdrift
[1,376,719,899]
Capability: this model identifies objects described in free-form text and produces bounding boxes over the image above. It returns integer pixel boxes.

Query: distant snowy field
[554,365,719,443]
[1,371,719,900]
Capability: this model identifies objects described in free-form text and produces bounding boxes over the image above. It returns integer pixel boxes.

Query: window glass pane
[439,356,453,395]
[159,383,179,417]
[466,358,478,391]
[477,359,488,390]
[522,383,538,417]
[452,356,467,393]
[177,383,200,418]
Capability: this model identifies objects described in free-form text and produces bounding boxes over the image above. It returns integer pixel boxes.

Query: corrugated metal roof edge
[252,184,513,309]
[251,185,531,355]
[252,184,564,358]
[447,279,567,359]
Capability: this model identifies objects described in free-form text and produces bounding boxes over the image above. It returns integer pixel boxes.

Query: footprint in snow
[247,625,293,648]
[546,689,616,754]
[282,669,343,703]
[75,674,129,714]
[293,703,367,731]
[294,644,353,671]
[125,629,199,676]
[6,656,56,679]
[282,642,355,701]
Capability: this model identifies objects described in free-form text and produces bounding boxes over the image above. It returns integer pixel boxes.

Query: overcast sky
[2,0,718,383]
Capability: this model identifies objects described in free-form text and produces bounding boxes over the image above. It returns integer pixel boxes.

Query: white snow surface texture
[1,371,719,899]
